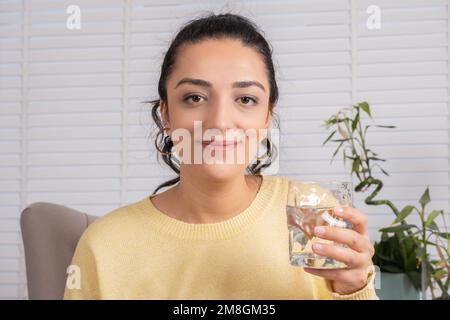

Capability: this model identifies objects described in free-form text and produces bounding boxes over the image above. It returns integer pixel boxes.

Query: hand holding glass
[286,180,354,269]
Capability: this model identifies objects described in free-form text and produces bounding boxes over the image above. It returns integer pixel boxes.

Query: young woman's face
[162,38,274,181]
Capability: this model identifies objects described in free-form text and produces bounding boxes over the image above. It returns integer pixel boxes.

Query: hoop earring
[256,137,273,161]
[155,127,173,156]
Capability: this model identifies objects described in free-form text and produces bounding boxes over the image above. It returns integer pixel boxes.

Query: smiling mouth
[201,139,242,148]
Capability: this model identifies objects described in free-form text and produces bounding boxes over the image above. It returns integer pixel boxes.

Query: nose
[203,96,235,135]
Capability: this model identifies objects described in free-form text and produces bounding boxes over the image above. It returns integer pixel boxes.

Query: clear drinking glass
[286,180,354,269]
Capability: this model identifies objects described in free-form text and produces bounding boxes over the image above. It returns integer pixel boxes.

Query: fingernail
[313,243,323,251]
[334,206,344,213]
[314,226,326,236]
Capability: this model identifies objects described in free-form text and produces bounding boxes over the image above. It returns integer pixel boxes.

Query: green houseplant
[321,102,450,299]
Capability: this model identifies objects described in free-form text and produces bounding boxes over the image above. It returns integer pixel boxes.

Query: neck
[171,167,262,224]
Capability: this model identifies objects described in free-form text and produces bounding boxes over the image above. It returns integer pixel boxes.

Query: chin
[198,163,245,181]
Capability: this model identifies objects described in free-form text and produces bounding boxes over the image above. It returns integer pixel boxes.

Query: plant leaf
[419,187,431,208]
[425,210,443,227]
[434,242,450,274]
[368,157,387,162]
[393,205,415,224]
[433,269,446,280]
[379,224,417,233]
[374,125,396,129]
[371,163,390,176]
[379,166,389,176]
[322,130,336,146]
[330,138,351,142]
[351,112,359,133]
[358,102,372,118]
[435,232,450,239]
[406,271,422,291]
[382,265,404,273]
[330,141,344,163]
[322,117,339,129]
[427,221,439,231]
[352,157,361,174]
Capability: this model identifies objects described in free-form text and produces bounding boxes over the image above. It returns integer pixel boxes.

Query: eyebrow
[174,77,266,92]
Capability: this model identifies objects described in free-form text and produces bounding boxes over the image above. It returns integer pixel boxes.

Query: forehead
[169,38,268,87]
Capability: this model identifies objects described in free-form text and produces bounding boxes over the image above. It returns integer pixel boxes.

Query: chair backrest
[20,202,99,300]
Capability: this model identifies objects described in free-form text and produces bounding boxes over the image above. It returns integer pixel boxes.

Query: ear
[265,106,274,130]
[159,100,170,129]
[258,108,273,143]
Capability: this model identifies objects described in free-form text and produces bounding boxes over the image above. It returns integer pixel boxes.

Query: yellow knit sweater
[63,174,378,300]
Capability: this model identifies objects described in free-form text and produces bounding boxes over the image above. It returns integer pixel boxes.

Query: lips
[201,139,241,148]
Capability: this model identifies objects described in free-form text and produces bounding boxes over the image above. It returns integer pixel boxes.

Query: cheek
[242,115,272,144]
[245,137,258,161]
[243,128,266,159]
[168,111,196,129]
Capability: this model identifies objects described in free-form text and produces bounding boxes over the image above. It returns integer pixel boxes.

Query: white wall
[0,0,449,299]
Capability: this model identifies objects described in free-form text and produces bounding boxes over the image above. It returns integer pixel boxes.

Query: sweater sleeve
[63,230,101,300]
[326,269,379,300]
[311,268,379,300]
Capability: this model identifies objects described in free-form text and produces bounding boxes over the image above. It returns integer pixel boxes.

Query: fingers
[333,206,369,236]
[313,225,374,255]
[311,242,365,268]
[303,206,374,295]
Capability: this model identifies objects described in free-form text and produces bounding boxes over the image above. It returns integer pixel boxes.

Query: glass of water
[286,180,354,269]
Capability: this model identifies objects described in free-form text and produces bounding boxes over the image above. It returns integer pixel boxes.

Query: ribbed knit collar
[135,174,278,241]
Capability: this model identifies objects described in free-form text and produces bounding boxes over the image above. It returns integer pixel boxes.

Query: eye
[183,94,205,104]
[238,96,257,105]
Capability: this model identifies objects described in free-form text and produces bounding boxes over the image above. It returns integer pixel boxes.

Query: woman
[64,12,377,300]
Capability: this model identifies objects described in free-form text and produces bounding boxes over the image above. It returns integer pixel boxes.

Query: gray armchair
[20,202,99,299]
